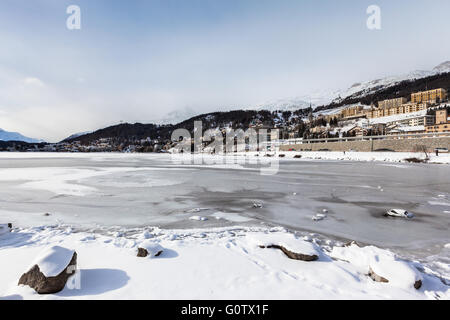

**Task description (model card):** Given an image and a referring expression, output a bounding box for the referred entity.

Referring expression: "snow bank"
[276,151,450,164]
[331,244,422,290]
[28,246,75,277]
[0,225,448,300]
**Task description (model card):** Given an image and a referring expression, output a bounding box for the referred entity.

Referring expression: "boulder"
[137,247,149,257]
[18,246,77,294]
[137,241,164,258]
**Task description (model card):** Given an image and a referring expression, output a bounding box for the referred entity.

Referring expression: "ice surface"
[1,226,448,300]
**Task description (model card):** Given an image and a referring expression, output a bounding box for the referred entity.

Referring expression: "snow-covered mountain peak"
[252,61,450,112]
[433,61,450,73]
[0,128,43,143]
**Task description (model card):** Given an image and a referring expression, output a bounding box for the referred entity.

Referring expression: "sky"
[0,0,449,142]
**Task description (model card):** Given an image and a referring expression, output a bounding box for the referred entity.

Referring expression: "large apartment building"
[411,88,447,104]
[366,103,428,118]
[426,109,450,133]
[340,105,366,119]
[378,97,407,109]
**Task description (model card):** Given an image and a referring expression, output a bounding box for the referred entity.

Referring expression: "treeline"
[0,141,46,151]
[64,109,314,146]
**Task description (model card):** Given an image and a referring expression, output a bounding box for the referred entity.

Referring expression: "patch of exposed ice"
[428,201,450,207]
[211,212,252,223]
[186,208,209,213]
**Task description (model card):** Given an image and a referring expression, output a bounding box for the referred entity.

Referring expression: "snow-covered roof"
[369,110,427,124]
[388,125,425,133]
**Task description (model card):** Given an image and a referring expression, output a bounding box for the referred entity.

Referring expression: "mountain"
[64,60,450,145]
[64,131,92,141]
[63,108,313,145]
[0,128,43,143]
[315,70,450,113]
[432,61,450,73]
[158,107,198,125]
[254,61,450,111]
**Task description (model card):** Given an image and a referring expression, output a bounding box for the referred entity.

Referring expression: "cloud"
[23,77,45,87]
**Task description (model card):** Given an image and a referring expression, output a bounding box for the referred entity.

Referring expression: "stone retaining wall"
[279,137,450,153]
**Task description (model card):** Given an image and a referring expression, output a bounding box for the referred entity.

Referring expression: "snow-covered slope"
[63,131,92,141]
[0,129,43,143]
[332,65,449,104]
[158,107,198,125]
[250,90,337,112]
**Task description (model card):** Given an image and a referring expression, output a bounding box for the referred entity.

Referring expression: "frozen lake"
[0,152,449,261]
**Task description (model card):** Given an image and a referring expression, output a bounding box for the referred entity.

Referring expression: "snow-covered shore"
[235,151,450,164]
[0,225,448,300]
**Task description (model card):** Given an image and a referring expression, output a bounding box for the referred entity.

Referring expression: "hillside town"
[307,88,449,139]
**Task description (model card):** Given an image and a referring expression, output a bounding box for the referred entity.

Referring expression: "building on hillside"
[340,106,366,119]
[366,102,429,119]
[347,126,368,137]
[426,109,450,133]
[386,125,426,135]
[378,97,407,109]
[411,88,447,104]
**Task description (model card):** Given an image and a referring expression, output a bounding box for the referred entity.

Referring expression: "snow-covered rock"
[312,214,327,221]
[249,233,320,261]
[18,246,77,294]
[137,241,164,258]
[331,244,423,290]
[189,216,208,221]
